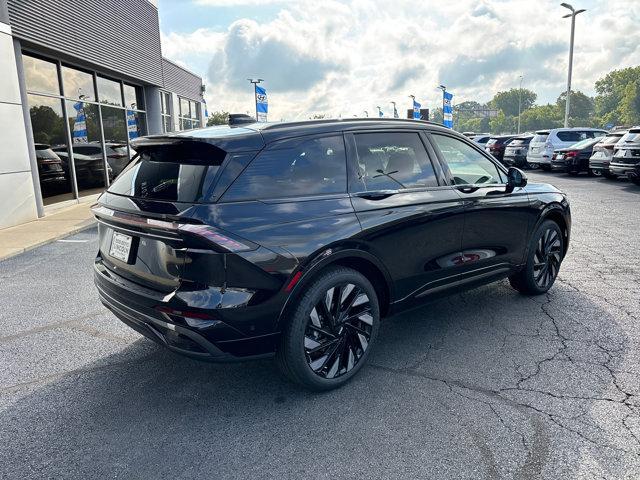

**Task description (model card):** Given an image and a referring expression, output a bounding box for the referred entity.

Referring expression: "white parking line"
[56,239,89,243]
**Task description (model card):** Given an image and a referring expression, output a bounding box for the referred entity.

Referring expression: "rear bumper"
[527,155,551,166]
[502,155,527,167]
[94,259,280,361]
[610,162,639,177]
[588,159,611,171]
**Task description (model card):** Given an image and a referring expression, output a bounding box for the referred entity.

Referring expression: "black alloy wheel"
[304,283,373,379]
[509,220,564,295]
[532,227,563,290]
[276,267,380,390]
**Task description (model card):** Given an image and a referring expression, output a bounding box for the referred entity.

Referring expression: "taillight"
[178,224,256,252]
[565,151,577,158]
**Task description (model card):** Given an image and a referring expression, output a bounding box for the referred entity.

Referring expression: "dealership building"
[0,0,206,229]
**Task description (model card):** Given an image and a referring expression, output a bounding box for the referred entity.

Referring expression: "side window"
[222,135,346,201]
[431,134,504,185]
[352,132,438,190]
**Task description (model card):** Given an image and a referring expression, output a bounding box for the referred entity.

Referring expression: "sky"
[158,0,640,120]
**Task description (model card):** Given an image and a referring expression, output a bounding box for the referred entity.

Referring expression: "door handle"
[353,190,399,200]
[455,185,480,194]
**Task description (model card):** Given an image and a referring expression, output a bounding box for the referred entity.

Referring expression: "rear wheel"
[276,267,380,391]
[590,168,602,177]
[509,220,564,295]
[540,164,551,172]
[603,171,617,180]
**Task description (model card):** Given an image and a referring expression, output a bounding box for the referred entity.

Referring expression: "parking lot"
[1,171,639,479]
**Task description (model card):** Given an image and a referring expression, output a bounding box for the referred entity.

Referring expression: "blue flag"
[413,99,421,120]
[255,85,268,122]
[72,101,88,143]
[378,109,384,118]
[443,91,454,129]
[127,109,139,139]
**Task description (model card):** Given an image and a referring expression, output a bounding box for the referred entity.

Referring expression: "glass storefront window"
[61,65,96,101]
[101,106,129,178]
[27,94,73,205]
[23,55,60,95]
[97,76,123,107]
[124,84,143,111]
[64,100,106,194]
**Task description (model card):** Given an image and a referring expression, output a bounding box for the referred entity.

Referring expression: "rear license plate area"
[109,232,134,263]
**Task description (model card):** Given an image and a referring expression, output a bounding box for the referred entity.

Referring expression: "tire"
[567,170,579,176]
[276,266,380,391]
[632,177,640,186]
[509,220,564,296]
[603,171,617,180]
[540,164,551,172]
[590,169,602,177]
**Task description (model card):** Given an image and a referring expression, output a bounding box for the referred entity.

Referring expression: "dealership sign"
[443,91,454,129]
[255,85,268,122]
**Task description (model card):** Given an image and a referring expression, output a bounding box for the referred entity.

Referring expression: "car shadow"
[1,280,634,478]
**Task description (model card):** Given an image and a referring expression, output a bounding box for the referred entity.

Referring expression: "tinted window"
[352,132,438,190]
[107,142,226,202]
[556,131,601,142]
[599,134,624,145]
[486,138,498,146]
[509,138,532,146]
[223,135,347,201]
[432,134,504,185]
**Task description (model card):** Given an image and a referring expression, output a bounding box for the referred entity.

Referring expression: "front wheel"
[509,220,564,295]
[276,267,380,391]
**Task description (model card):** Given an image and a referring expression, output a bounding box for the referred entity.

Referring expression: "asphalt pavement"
[1,171,639,479]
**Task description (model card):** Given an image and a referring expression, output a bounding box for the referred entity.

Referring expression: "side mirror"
[506,167,527,192]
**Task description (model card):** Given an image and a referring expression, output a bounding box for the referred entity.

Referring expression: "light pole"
[561,3,585,128]
[517,74,523,134]
[376,106,382,117]
[247,78,264,121]
[438,85,446,125]
[390,101,398,118]
[364,110,369,118]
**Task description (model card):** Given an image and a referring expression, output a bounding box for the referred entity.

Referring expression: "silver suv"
[527,128,607,170]
[588,130,628,179]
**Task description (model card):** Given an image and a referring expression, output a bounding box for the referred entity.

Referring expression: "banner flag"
[378,109,384,118]
[127,110,139,140]
[72,101,88,143]
[413,99,421,120]
[255,85,268,122]
[393,104,398,118]
[443,91,454,129]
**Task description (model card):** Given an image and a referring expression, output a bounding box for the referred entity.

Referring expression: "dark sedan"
[551,138,601,175]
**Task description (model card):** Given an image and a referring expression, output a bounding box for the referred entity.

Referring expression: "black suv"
[93,119,571,390]
[503,135,534,169]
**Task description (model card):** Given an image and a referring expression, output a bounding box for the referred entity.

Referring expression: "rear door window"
[556,131,585,142]
[222,135,347,201]
[352,132,438,190]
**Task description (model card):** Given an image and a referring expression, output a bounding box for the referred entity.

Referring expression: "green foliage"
[556,90,595,126]
[489,111,516,134]
[489,88,537,117]
[519,104,563,132]
[206,111,229,126]
[594,66,640,126]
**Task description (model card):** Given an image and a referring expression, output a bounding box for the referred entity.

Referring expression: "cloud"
[161,0,640,119]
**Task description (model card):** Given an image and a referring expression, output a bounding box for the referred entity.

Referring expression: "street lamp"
[517,74,523,134]
[560,3,586,128]
[364,110,369,118]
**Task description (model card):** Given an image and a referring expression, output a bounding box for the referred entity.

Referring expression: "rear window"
[222,135,347,202]
[568,138,598,150]
[486,138,498,146]
[532,133,549,143]
[508,138,531,146]
[35,147,60,160]
[599,134,625,145]
[107,141,227,203]
[619,130,640,144]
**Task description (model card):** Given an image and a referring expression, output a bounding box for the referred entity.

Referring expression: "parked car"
[485,135,517,163]
[93,118,571,390]
[550,138,601,175]
[34,143,68,193]
[472,134,491,145]
[503,135,534,169]
[588,130,628,179]
[610,127,640,185]
[527,128,607,170]
[53,145,111,188]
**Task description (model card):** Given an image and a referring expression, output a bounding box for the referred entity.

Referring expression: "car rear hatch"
[527,131,550,159]
[504,138,530,156]
[93,130,264,293]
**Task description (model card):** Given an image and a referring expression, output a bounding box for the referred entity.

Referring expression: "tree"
[618,80,640,126]
[489,111,516,134]
[594,66,640,126]
[519,104,563,132]
[556,90,595,126]
[206,111,229,126]
[489,88,537,117]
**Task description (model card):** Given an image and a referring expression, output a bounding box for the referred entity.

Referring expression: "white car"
[527,128,607,170]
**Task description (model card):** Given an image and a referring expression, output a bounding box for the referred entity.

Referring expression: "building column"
[0,4,39,229]
[143,85,162,135]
